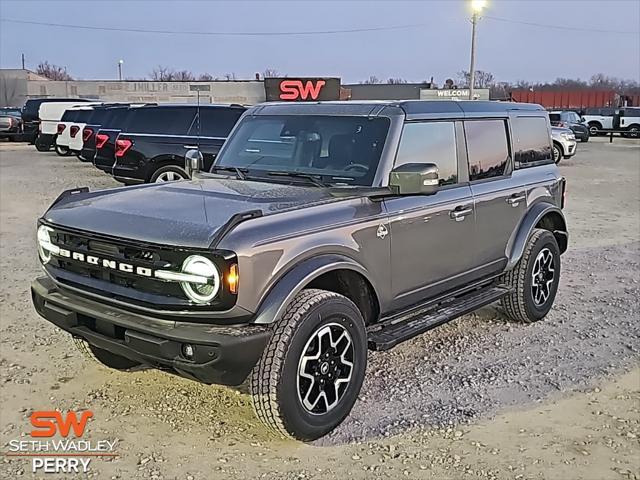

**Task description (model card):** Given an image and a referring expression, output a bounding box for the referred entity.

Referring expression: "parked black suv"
[21,98,91,143]
[78,105,130,162]
[93,106,141,173]
[112,104,245,184]
[548,110,589,142]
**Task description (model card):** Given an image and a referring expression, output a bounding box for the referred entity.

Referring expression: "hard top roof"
[248,100,544,118]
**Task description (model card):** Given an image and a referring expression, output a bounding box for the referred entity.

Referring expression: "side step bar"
[367,285,510,351]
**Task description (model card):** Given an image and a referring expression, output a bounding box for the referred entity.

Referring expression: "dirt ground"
[0,137,639,480]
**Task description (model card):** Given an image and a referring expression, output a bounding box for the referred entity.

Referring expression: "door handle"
[183,145,198,149]
[449,206,473,222]
[506,194,526,207]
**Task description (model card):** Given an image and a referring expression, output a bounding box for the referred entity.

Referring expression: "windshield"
[213,115,390,186]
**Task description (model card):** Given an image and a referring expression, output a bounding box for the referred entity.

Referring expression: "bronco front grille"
[42,225,235,311]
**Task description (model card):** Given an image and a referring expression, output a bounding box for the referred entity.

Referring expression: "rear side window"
[103,108,132,129]
[73,110,94,122]
[465,120,509,181]
[395,122,458,186]
[61,110,79,122]
[512,116,552,166]
[198,108,244,137]
[128,107,196,135]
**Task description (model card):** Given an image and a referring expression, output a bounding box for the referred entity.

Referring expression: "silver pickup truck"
[32,100,568,441]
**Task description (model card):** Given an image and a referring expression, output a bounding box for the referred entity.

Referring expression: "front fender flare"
[251,254,376,325]
[506,203,567,271]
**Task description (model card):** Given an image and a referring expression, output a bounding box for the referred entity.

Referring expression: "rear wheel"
[499,229,561,323]
[250,289,367,441]
[150,165,190,183]
[35,141,49,151]
[627,125,639,138]
[55,143,72,156]
[73,337,141,371]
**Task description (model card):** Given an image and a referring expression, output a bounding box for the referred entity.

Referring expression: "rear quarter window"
[128,107,196,135]
[198,108,244,137]
[61,110,79,122]
[512,116,552,167]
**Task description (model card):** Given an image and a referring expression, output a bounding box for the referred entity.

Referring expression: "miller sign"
[264,78,341,102]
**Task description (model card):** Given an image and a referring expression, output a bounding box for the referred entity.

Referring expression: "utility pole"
[468,0,486,100]
[21,53,25,70]
[118,59,124,81]
[468,13,477,100]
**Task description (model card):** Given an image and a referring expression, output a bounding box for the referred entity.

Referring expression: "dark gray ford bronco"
[32,100,568,441]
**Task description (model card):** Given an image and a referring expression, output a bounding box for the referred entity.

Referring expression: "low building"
[0,69,265,107]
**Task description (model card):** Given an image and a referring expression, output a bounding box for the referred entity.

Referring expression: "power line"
[0,18,429,36]
[1,16,637,37]
[484,15,639,35]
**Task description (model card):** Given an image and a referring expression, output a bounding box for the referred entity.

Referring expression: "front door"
[385,121,477,310]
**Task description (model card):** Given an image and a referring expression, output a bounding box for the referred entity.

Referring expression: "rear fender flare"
[506,203,567,271]
[251,254,376,325]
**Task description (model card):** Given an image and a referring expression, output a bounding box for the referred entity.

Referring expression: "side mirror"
[185,149,203,178]
[389,163,439,195]
[580,116,586,123]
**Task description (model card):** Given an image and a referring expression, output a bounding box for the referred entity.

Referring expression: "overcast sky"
[0,0,638,85]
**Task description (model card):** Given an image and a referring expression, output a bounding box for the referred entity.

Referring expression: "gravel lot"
[1,138,639,479]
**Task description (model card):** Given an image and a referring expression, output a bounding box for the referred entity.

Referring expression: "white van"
[35,102,99,153]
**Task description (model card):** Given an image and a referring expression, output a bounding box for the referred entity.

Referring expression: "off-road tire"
[499,228,561,323]
[149,165,189,183]
[72,336,140,371]
[55,143,72,156]
[588,122,602,136]
[250,289,367,441]
[35,142,50,152]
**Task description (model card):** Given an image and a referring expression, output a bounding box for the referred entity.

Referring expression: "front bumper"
[559,137,577,157]
[31,276,270,386]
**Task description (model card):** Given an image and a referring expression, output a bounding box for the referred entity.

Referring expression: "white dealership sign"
[420,88,490,101]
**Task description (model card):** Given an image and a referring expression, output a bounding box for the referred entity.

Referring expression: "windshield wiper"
[267,171,327,188]
[210,165,248,180]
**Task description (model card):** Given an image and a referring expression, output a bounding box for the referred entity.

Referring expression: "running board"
[367,285,510,351]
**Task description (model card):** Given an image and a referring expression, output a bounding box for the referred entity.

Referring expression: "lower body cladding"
[31,276,270,386]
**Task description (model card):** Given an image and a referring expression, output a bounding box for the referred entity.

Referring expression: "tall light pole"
[468,0,487,100]
[118,59,124,81]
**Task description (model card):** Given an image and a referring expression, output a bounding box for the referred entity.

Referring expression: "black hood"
[43,178,338,248]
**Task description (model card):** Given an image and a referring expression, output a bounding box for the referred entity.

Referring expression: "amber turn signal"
[228,264,238,294]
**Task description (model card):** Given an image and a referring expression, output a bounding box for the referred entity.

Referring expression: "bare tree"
[198,73,216,81]
[387,78,408,84]
[361,75,381,85]
[36,61,73,81]
[262,68,280,78]
[173,70,195,81]
[150,65,175,81]
[457,70,495,89]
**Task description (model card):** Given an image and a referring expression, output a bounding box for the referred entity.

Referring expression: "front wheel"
[499,228,561,323]
[150,165,190,183]
[250,289,367,441]
[627,126,639,138]
[552,143,562,164]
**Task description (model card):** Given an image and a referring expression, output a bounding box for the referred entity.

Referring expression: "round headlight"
[180,255,220,304]
[37,225,54,264]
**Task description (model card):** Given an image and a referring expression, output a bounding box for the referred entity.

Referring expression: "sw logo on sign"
[30,411,93,438]
[279,80,326,101]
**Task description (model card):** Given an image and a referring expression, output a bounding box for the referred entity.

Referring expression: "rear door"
[195,107,245,170]
[385,120,476,309]
[466,118,524,274]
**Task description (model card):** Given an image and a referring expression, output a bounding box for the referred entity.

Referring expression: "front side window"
[394,122,458,186]
[465,120,509,181]
[215,115,390,186]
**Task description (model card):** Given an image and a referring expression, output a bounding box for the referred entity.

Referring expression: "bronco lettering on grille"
[58,247,153,277]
